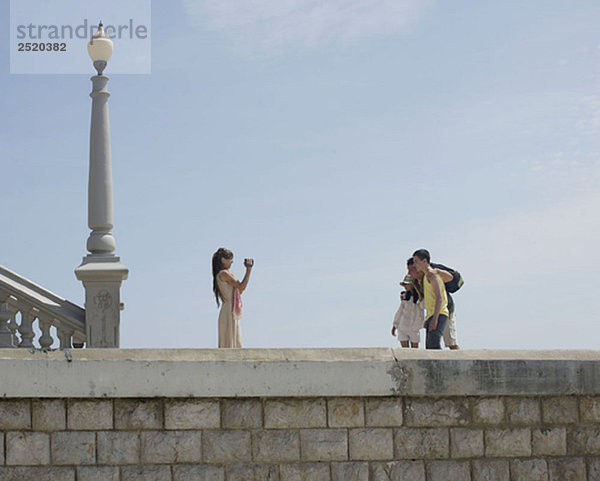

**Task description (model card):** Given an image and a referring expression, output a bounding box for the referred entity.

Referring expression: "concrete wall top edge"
[2,348,600,362]
[2,348,600,398]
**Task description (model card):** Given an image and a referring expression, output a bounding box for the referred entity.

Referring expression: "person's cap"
[400,275,414,286]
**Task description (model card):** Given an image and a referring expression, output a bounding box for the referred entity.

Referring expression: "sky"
[1,0,599,349]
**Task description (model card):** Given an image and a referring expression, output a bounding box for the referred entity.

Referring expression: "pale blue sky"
[1,1,599,349]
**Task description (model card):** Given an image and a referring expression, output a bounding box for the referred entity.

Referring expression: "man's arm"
[427,271,443,331]
[433,268,453,283]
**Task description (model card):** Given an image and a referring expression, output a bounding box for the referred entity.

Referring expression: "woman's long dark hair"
[212,248,233,306]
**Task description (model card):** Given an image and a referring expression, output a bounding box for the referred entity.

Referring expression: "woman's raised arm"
[219,266,252,293]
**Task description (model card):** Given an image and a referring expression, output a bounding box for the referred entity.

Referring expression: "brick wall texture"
[0,395,599,480]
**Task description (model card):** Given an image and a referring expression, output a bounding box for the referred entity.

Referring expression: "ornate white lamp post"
[75,23,128,348]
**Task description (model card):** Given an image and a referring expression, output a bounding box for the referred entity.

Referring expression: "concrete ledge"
[1,348,600,398]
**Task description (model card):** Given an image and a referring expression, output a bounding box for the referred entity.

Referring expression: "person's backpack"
[431,263,464,293]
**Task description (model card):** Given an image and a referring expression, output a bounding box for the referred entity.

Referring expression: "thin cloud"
[526,95,600,184]
[183,0,432,52]
[529,151,600,186]
[577,95,600,136]
[448,185,600,287]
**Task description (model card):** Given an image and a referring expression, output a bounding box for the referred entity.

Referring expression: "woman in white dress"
[211,248,253,348]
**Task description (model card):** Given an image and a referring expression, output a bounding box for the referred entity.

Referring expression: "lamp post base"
[75,255,128,348]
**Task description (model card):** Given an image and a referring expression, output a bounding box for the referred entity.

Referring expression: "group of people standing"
[211,246,462,350]
[392,249,463,350]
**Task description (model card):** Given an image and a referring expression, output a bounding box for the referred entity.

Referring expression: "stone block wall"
[1,395,600,480]
[2,349,600,480]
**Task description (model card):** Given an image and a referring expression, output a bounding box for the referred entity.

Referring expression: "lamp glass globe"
[87,24,114,62]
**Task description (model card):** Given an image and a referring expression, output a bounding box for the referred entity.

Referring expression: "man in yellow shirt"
[407,258,460,349]
[412,249,449,350]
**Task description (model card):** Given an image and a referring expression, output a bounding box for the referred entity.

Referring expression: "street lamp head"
[87,22,113,75]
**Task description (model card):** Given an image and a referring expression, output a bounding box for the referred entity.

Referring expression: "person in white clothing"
[391,275,424,348]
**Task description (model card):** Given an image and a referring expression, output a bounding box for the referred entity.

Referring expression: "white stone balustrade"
[0,265,85,349]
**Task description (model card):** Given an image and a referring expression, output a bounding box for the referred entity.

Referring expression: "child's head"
[400,274,414,289]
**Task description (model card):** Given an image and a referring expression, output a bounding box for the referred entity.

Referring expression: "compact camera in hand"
[244,258,254,268]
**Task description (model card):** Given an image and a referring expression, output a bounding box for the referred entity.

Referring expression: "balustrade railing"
[0,265,85,349]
